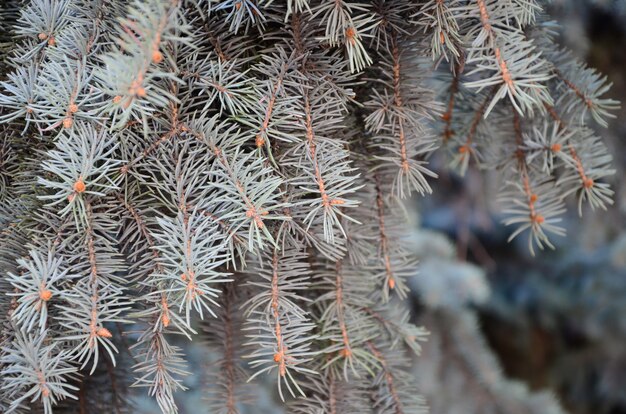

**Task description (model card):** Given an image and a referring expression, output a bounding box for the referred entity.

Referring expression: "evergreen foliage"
[0,0,618,413]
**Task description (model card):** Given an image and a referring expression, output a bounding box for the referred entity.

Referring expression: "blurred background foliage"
[419,1,626,413]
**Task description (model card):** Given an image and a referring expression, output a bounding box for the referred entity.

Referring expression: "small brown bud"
[113,95,122,104]
[96,327,112,338]
[68,103,78,114]
[345,27,356,40]
[38,33,48,41]
[62,117,73,129]
[39,290,52,302]
[73,179,86,193]
[152,50,163,64]
[255,134,265,147]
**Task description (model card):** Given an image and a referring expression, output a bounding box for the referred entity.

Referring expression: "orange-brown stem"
[374,173,395,290]
[303,92,341,207]
[256,65,288,148]
[335,261,352,358]
[390,35,410,172]
[476,0,515,91]
[368,342,404,414]
[270,251,288,376]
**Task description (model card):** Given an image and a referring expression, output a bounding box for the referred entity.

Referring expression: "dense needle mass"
[0,1,617,413]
